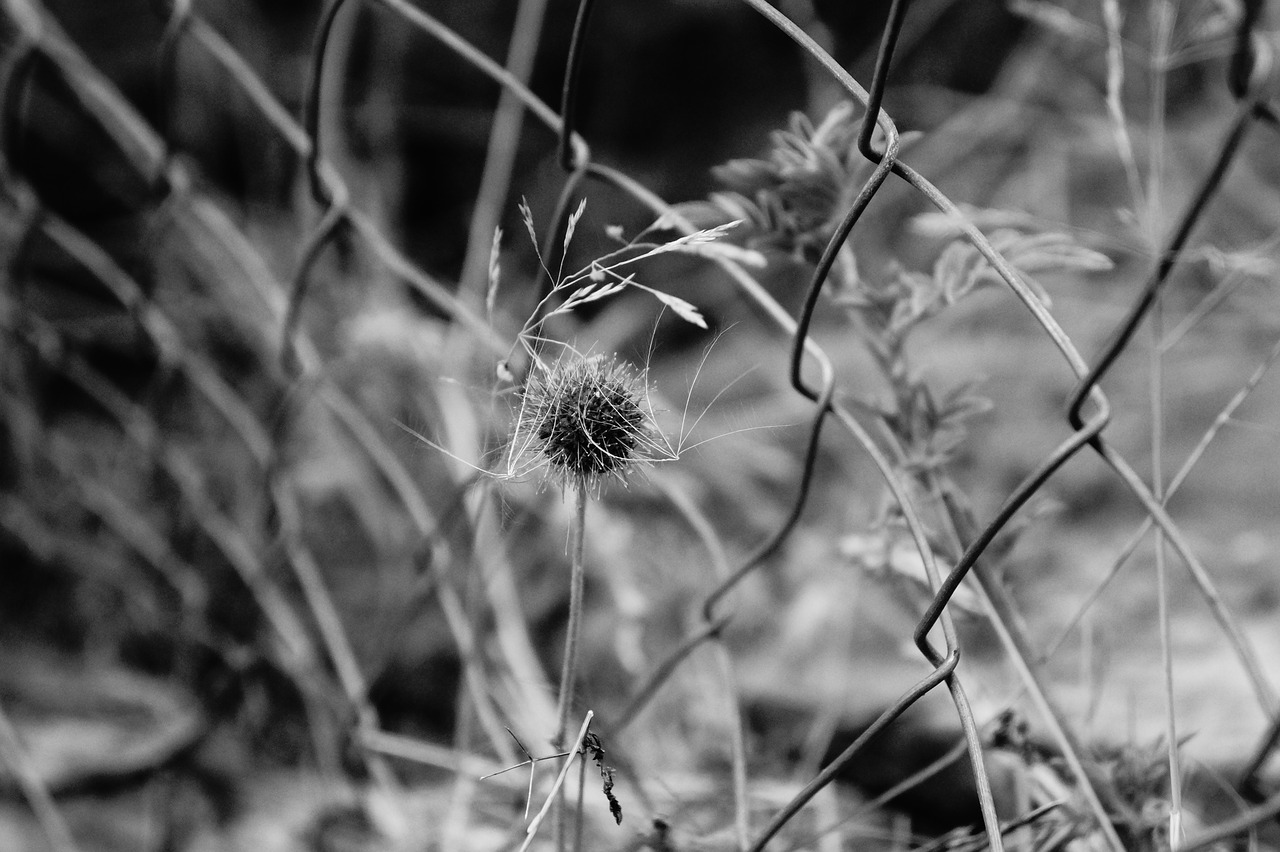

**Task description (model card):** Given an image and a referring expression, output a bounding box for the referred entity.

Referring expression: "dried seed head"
[510,354,662,491]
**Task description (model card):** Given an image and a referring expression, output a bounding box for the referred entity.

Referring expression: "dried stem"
[554,481,590,850]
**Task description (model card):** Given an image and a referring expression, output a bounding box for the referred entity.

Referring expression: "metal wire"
[4,0,1280,847]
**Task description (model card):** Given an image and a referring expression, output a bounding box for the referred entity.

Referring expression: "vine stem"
[554,479,589,851]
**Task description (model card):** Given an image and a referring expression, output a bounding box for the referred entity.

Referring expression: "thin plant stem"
[1147,6,1181,816]
[1146,0,1172,246]
[557,0,595,170]
[1159,267,1248,353]
[554,481,589,852]
[459,0,551,305]
[556,481,590,745]
[1151,298,1184,845]
[1100,443,1277,712]
[713,642,751,852]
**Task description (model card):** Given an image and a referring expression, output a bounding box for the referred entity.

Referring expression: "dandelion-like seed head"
[511,354,663,492]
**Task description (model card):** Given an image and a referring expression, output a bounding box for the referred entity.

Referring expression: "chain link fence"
[2,0,1280,849]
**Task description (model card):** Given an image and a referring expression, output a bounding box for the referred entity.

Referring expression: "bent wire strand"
[281,0,354,371]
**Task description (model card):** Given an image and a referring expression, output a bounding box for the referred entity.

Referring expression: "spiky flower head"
[509,353,663,492]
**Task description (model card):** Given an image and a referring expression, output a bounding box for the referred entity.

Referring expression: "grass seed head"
[512,353,661,492]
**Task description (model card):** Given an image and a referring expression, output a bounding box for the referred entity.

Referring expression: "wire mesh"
[2,0,1280,849]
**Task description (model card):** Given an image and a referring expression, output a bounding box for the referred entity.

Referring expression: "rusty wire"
[3,0,1280,849]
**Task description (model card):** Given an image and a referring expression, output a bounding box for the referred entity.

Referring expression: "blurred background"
[3,0,1280,849]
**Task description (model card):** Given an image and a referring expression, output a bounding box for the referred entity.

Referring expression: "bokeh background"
[3,1,1280,849]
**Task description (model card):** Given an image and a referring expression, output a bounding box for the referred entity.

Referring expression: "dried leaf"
[582,732,622,825]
